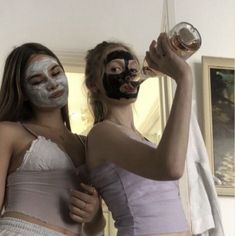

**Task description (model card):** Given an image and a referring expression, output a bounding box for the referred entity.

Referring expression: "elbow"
[167,169,184,180]
[155,147,187,180]
[152,165,184,181]
[151,150,186,180]
[165,153,186,180]
[163,161,185,180]
[167,163,185,180]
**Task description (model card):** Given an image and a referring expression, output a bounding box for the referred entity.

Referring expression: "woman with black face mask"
[77,33,192,236]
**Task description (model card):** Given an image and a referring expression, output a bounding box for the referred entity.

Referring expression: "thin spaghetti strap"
[75,134,86,146]
[21,123,38,138]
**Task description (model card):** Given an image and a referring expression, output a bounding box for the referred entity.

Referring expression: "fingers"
[145,32,191,80]
[145,51,159,71]
[70,194,88,209]
[69,194,93,223]
[145,39,161,71]
[158,32,171,56]
[70,190,94,213]
[69,186,100,223]
[69,212,83,223]
[145,33,173,73]
[69,205,88,219]
[155,34,165,57]
[70,185,99,206]
[148,33,170,60]
[80,183,98,196]
[148,40,158,59]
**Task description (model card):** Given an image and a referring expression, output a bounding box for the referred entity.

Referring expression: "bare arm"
[145,33,193,178]
[0,122,15,214]
[87,33,192,181]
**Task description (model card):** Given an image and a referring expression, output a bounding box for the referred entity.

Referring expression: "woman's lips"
[120,83,138,94]
[49,90,64,98]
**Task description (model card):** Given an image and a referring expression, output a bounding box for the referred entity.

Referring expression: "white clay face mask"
[24,57,68,108]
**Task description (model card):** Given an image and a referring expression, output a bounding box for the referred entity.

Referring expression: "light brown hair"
[0,42,71,130]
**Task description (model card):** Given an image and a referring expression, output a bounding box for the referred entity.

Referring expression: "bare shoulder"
[87,121,136,164]
[0,121,21,136]
[88,121,122,139]
[0,122,24,162]
[0,121,26,144]
[86,121,124,167]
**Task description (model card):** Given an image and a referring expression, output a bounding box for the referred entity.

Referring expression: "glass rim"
[171,21,202,46]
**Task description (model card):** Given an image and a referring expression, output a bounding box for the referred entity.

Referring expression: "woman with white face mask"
[79,33,193,236]
[0,43,105,236]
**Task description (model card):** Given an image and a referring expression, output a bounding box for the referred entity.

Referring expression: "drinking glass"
[132,22,202,87]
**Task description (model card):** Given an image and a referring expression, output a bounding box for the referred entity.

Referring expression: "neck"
[30,108,65,130]
[106,103,135,130]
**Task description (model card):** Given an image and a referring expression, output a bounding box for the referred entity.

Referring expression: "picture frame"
[202,56,235,196]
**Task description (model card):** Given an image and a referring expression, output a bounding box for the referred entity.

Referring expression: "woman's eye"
[110,67,122,73]
[130,68,138,74]
[51,66,63,76]
[52,71,60,76]
[52,69,62,76]
[31,80,43,86]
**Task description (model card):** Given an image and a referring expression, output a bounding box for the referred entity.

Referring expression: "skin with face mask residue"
[24,56,68,109]
[102,50,140,100]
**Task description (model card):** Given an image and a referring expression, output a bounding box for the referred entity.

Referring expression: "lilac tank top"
[5,125,83,234]
[90,141,188,236]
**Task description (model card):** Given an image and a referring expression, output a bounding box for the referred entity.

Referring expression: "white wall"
[0,0,234,235]
[0,0,164,76]
[175,0,235,121]
[175,1,235,236]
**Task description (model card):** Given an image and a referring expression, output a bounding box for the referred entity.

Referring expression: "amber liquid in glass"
[170,32,201,59]
[142,30,201,76]
[131,26,201,87]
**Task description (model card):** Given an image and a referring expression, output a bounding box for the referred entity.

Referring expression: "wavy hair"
[0,42,71,130]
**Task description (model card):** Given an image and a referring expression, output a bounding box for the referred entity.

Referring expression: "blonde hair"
[85,41,139,124]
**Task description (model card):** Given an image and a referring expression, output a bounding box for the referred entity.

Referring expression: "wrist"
[175,71,193,88]
[83,207,105,236]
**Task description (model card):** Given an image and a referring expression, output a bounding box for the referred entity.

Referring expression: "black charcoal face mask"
[103,50,139,100]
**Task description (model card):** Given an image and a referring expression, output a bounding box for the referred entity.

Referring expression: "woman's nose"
[125,73,136,81]
[47,78,58,90]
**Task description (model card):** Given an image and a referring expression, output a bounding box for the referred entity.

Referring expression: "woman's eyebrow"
[108,59,125,64]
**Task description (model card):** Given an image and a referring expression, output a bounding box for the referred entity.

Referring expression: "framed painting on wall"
[202,56,235,196]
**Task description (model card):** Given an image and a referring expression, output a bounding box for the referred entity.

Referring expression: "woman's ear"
[87,82,99,93]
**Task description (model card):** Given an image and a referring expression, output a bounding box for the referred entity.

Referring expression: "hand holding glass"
[132,22,201,87]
